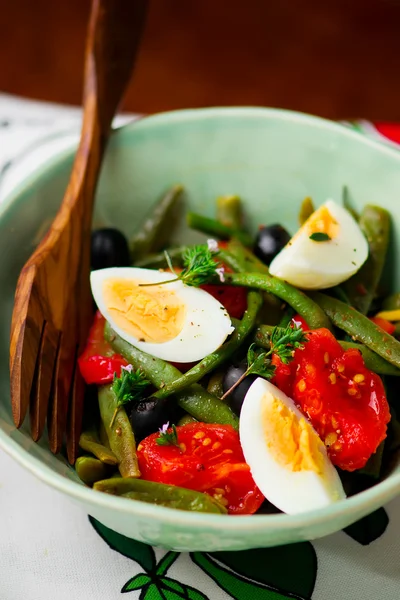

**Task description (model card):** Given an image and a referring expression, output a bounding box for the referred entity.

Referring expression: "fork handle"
[60,0,147,228]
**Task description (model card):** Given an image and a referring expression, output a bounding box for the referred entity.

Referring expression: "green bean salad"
[76,189,400,516]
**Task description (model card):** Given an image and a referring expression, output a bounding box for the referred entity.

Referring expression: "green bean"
[216,195,243,229]
[177,414,198,426]
[222,272,333,331]
[79,428,118,465]
[278,307,295,328]
[343,205,391,314]
[134,246,186,269]
[342,185,359,221]
[98,386,141,478]
[226,238,269,274]
[129,185,183,261]
[99,421,111,449]
[312,293,400,369]
[254,325,400,375]
[382,293,400,311]
[105,323,239,429]
[105,322,180,386]
[94,478,227,514]
[75,456,113,486]
[299,196,315,225]
[186,212,253,247]
[153,291,262,399]
[207,371,225,398]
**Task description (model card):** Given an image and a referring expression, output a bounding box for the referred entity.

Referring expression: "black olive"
[222,364,257,416]
[130,397,178,442]
[254,224,291,265]
[91,228,130,271]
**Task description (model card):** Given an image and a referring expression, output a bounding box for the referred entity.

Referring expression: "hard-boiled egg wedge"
[91,267,234,363]
[239,378,346,514]
[269,200,368,289]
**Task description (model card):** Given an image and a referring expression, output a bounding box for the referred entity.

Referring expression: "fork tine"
[47,332,75,454]
[66,357,86,465]
[10,267,44,428]
[30,321,60,442]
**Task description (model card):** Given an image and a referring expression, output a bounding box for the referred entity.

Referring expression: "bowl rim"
[2,105,400,531]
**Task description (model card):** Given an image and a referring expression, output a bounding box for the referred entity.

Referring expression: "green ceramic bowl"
[1,108,400,551]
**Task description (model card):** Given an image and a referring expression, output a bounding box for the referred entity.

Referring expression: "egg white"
[269,200,368,289]
[239,378,346,514]
[90,267,234,363]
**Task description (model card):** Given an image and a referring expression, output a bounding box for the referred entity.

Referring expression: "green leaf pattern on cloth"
[90,504,390,599]
[343,507,389,545]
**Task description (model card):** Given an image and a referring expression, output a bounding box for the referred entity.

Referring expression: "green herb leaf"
[112,366,151,407]
[246,344,276,379]
[222,326,307,400]
[309,232,331,242]
[156,423,180,448]
[179,245,221,286]
[139,244,222,288]
[270,324,307,365]
[110,366,151,427]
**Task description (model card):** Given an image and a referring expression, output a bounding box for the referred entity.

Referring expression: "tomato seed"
[214,494,229,507]
[212,442,221,450]
[325,432,338,446]
[348,388,357,396]
[193,431,205,439]
[223,449,233,454]
[331,415,339,428]
[337,364,345,373]
[179,443,187,453]
[329,373,337,384]
[203,437,212,446]
[324,352,330,364]
[298,379,306,392]
[354,373,365,383]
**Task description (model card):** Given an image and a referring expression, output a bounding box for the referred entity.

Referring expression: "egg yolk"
[103,278,186,344]
[306,206,339,240]
[262,393,325,473]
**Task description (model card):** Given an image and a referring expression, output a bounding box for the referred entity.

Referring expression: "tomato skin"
[369,316,396,335]
[78,311,128,384]
[273,328,390,471]
[137,423,264,515]
[201,284,248,319]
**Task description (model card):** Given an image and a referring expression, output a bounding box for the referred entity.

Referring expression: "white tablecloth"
[1,94,399,600]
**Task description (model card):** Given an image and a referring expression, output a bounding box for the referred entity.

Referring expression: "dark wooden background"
[2,0,400,120]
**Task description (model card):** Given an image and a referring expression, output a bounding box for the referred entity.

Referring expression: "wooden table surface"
[1,0,400,121]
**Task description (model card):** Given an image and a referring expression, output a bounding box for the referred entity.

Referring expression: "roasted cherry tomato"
[137,423,264,514]
[201,241,248,319]
[201,284,248,319]
[272,328,390,472]
[369,316,396,335]
[78,311,128,384]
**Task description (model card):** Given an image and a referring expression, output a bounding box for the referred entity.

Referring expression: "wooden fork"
[9,0,147,464]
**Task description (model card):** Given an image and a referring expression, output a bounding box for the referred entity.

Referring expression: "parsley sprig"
[221,324,308,400]
[156,423,180,448]
[139,243,224,288]
[110,365,151,427]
